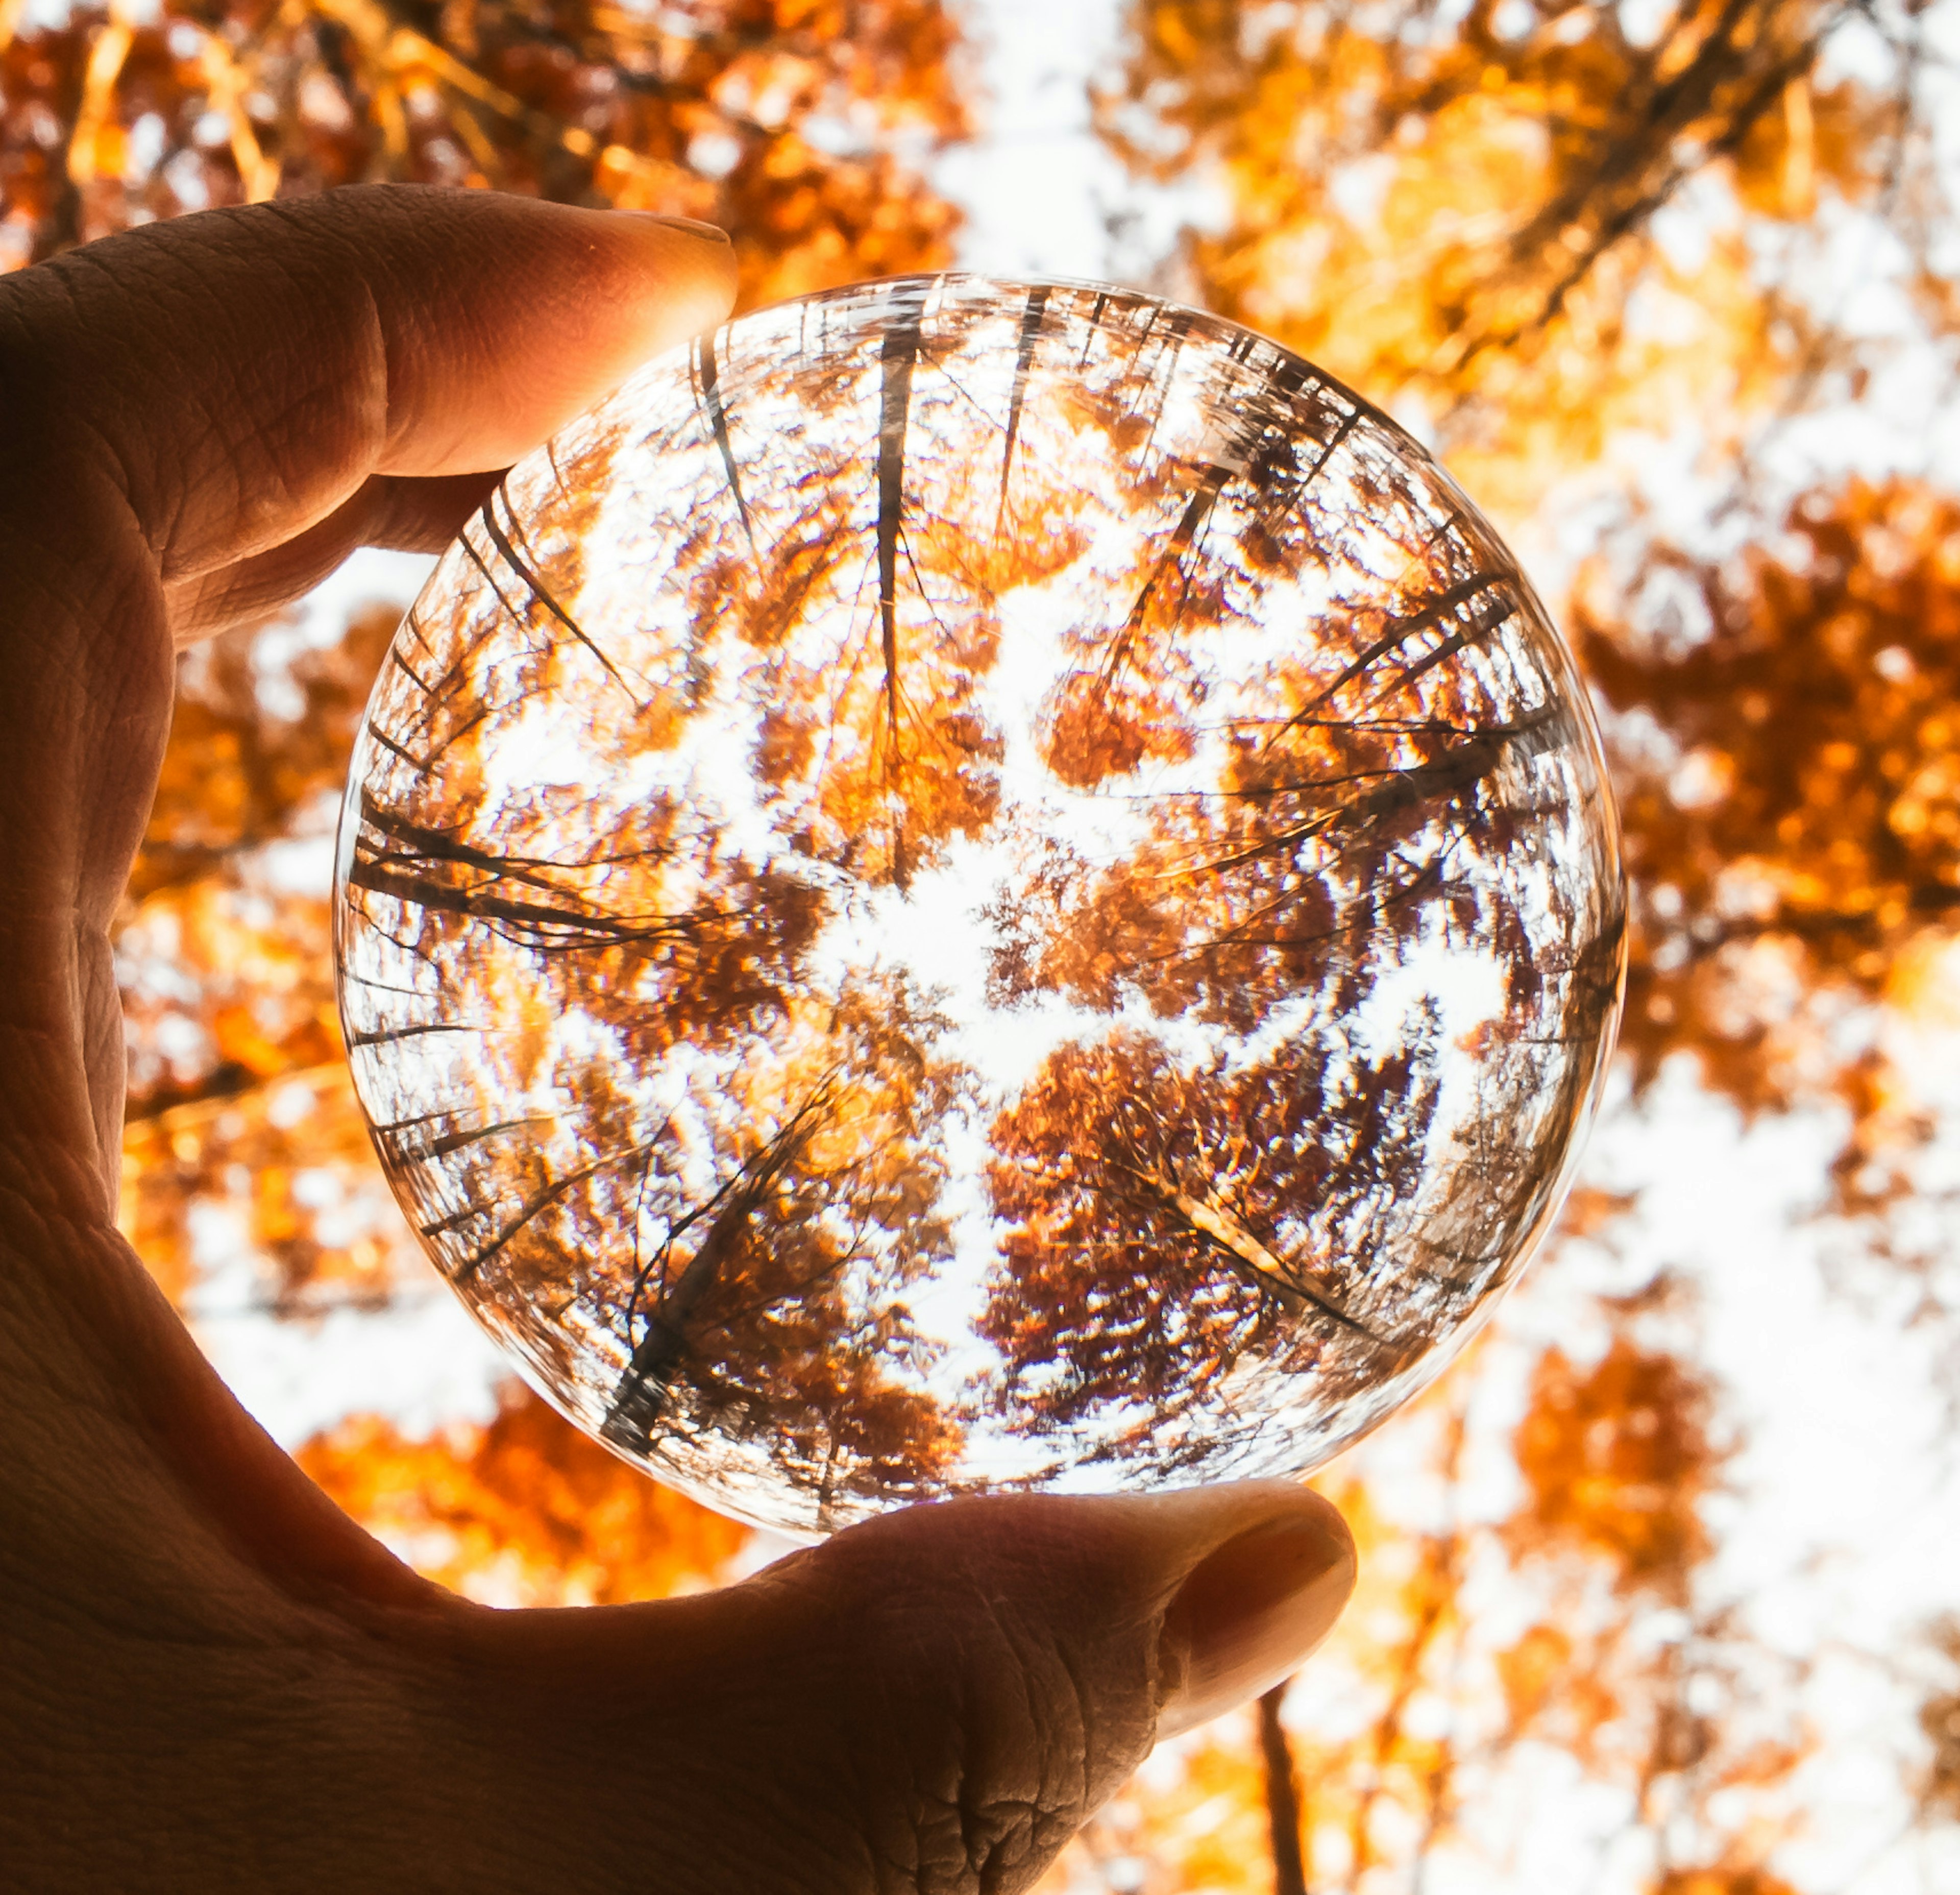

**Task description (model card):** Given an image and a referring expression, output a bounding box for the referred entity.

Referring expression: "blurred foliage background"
[7,0,1959,1887]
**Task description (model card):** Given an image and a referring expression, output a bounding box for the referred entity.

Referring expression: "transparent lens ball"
[335,275,1626,1536]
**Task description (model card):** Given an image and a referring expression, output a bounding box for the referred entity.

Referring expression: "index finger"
[0,186,735,1216]
[0,186,737,584]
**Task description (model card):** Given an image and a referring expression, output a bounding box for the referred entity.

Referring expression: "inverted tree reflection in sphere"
[334,276,1626,1537]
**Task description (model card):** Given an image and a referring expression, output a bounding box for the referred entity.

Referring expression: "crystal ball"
[334,275,1626,1536]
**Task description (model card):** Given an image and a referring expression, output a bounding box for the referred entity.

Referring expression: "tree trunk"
[1259,1679,1309,1895]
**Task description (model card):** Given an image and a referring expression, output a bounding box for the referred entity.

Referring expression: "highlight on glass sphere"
[333,274,1627,1538]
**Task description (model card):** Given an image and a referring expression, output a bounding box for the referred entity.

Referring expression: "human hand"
[0,186,1354,1893]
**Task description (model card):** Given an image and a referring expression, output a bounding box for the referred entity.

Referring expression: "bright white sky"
[174,3,1960,1888]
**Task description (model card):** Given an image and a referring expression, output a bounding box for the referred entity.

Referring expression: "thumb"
[454,1483,1353,1894]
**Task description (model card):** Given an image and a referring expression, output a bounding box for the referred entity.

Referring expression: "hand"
[0,186,1354,1894]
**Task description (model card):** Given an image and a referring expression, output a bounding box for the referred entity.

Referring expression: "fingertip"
[562,204,740,337]
[1148,1482,1355,1738]
[374,193,739,478]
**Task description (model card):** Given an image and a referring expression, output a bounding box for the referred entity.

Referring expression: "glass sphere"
[334,275,1626,1537]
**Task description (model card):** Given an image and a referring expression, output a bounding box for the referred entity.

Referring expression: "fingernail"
[1155,1506,1355,1739]
[635,215,732,245]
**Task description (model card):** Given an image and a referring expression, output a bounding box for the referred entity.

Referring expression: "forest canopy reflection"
[335,276,1627,1536]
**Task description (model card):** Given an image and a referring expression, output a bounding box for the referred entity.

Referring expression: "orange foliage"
[1512,1337,1718,1594]
[118,607,413,1307]
[1103,0,1905,515]
[299,1381,748,1606]
[1579,478,1960,1113]
[1497,1620,1579,1729]
[1654,1873,1801,1895]
[0,0,968,306]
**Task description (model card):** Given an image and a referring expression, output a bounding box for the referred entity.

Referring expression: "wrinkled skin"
[0,187,1353,1893]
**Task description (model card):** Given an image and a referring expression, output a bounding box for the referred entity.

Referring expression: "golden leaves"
[1495,1620,1581,1731]
[121,1063,402,1314]
[1655,1872,1802,1895]
[1579,478,1960,1115]
[1106,0,1888,516]
[1039,665,1194,788]
[1512,1338,1719,1594]
[299,1382,748,1607]
[0,0,968,291]
[116,608,416,1308]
